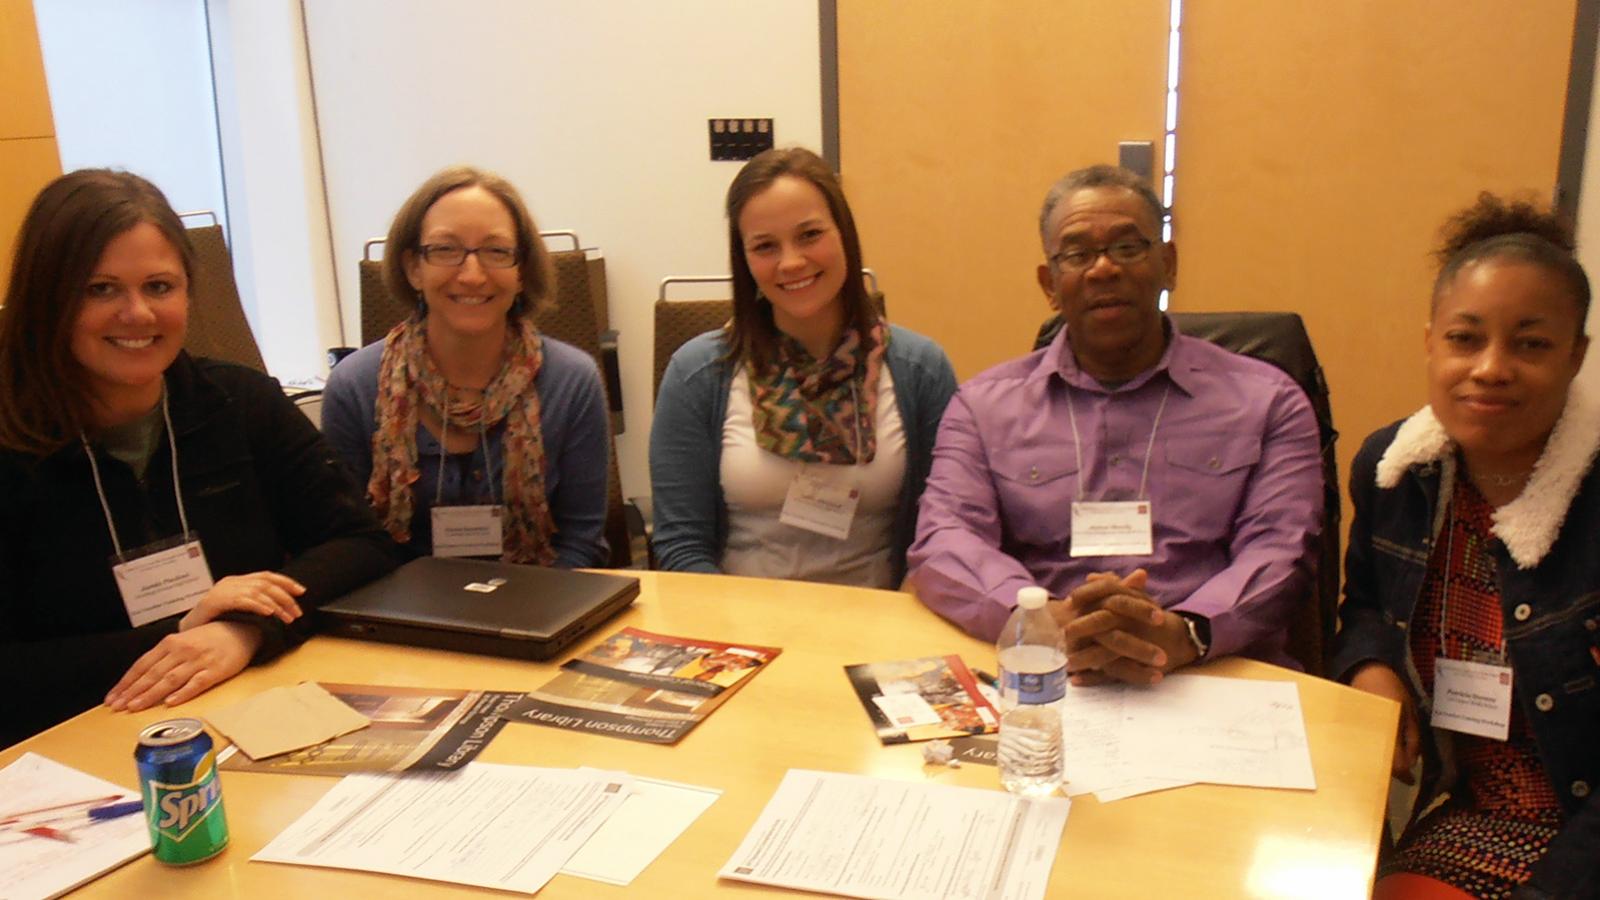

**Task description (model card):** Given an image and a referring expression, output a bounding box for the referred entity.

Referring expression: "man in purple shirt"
[907,165,1323,684]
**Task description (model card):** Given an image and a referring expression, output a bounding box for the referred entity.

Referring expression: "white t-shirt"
[720,365,907,588]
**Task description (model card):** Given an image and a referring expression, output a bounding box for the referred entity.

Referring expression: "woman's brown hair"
[383,165,554,320]
[0,169,194,456]
[724,147,877,373]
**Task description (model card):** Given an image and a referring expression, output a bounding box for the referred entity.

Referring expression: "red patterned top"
[1384,476,1564,898]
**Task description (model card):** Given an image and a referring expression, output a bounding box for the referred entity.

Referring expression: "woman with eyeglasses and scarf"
[324,167,609,567]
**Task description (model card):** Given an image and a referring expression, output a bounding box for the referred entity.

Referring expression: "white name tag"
[112,535,214,627]
[1070,500,1154,557]
[431,505,505,558]
[779,468,859,540]
[1431,657,1514,741]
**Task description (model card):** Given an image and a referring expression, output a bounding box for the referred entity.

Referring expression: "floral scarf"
[750,321,888,464]
[367,314,556,564]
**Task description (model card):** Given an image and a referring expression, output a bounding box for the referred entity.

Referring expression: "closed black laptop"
[319,557,639,661]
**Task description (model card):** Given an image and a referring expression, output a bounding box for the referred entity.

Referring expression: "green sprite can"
[135,718,229,864]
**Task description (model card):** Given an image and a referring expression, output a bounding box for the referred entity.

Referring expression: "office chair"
[182,213,268,373]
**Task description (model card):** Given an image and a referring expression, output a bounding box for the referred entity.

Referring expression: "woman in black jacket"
[0,170,401,746]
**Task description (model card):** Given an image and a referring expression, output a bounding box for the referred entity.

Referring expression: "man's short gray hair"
[1038,165,1165,251]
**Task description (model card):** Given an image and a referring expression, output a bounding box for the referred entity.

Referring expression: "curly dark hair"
[1431,192,1589,329]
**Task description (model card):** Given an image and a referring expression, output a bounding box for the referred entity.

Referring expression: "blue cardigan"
[649,324,956,584]
[322,334,610,567]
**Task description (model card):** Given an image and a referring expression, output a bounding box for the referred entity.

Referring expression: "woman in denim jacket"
[1333,195,1599,899]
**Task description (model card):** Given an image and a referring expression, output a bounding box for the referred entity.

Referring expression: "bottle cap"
[1016,586,1048,610]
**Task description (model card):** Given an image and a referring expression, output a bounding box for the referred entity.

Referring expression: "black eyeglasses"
[417,243,520,269]
[1050,236,1153,273]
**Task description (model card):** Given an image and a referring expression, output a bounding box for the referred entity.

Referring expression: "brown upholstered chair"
[183,216,268,372]
[586,255,611,332]
[652,295,734,402]
[583,255,625,436]
[358,239,408,346]
[531,247,631,568]
[650,271,887,405]
[353,236,633,568]
[534,231,624,436]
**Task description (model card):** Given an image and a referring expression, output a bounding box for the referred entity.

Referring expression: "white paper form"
[719,769,1070,900]
[1119,675,1315,790]
[253,762,632,894]
[1058,683,1193,801]
[560,773,720,886]
[0,753,149,900]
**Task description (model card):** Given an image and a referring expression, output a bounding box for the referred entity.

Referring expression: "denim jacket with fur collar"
[1332,386,1600,899]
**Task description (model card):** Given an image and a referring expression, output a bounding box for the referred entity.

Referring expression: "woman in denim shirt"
[1334,195,1599,899]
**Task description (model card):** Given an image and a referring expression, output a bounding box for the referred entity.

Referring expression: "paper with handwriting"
[1059,675,1313,800]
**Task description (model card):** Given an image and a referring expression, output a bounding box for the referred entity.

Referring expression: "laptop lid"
[322,557,638,645]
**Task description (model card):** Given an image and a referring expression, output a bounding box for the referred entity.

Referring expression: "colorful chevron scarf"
[750,321,888,464]
[367,314,557,565]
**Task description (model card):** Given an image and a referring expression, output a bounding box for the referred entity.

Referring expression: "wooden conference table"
[3,571,1398,899]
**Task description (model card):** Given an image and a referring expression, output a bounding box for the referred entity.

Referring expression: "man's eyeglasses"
[1050,237,1153,273]
[417,243,520,268]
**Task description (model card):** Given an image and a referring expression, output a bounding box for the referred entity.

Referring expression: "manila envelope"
[206,682,371,760]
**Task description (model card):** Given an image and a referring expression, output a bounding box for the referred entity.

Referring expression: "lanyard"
[1064,381,1171,502]
[1436,494,1508,663]
[435,394,500,507]
[81,386,190,559]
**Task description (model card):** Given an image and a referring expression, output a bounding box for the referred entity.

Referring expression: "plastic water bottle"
[997,586,1066,796]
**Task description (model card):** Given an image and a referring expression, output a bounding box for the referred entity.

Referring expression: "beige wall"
[840,0,1577,522]
[838,1,1170,381]
[0,0,62,289]
[1176,0,1574,499]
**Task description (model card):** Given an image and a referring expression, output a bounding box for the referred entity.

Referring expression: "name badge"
[432,505,505,558]
[1431,657,1514,741]
[111,533,214,627]
[779,468,859,540]
[1070,501,1154,557]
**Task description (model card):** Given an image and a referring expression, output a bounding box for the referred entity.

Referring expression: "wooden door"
[838,1,1172,380]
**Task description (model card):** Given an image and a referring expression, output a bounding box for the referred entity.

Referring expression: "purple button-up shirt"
[907,322,1323,664]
